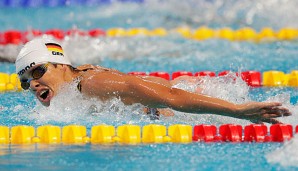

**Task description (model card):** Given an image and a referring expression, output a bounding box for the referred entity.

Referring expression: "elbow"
[163,88,186,109]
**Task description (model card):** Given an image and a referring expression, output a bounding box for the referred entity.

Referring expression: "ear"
[56,64,67,71]
[61,64,69,71]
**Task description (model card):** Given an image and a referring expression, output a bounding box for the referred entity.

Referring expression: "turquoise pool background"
[1,0,298,170]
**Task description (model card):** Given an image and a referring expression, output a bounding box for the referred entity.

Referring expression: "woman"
[15,37,291,123]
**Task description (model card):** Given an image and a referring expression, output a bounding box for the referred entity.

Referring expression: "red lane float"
[172,71,193,80]
[194,71,216,77]
[219,124,242,142]
[241,71,261,87]
[44,29,65,40]
[127,72,147,76]
[3,30,23,44]
[127,70,294,88]
[88,29,106,37]
[270,124,293,142]
[218,70,234,77]
[66,29,87,36]
[0,32,4,45]
[192,124,218,142]
[244,124,268,142]
[192,124,295,143]
[149,72,170,80]
[23,29,43,43]
[0,28,107,43]
[208,70,262,87]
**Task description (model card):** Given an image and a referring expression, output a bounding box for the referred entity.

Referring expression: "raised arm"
[80,71,291,123]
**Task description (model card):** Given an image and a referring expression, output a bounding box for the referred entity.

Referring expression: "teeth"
[40,90,47,97]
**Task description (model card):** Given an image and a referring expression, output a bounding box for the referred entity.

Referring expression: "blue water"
[0,143,296,171]
[1,1,298,170]
[2,0,298,31]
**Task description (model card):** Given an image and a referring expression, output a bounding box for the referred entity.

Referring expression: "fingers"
[263,105,289,111]
[240,102,292,123]
[258,102,284,112]
[245,107,291,118]
[262,114,281,118]
[243,109,291,124]
[260,102,282,108]
[251,118,283,124]
[260,105,292,117]
[264,109,291,117]
[262,118,282,124]
[251,120,264,124]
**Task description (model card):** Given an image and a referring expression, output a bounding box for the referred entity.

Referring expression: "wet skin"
[27,63,291,124]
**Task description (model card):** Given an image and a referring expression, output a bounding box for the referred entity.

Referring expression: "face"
[21,63,70,106]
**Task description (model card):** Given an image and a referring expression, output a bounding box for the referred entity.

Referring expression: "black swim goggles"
[20,63,49,90]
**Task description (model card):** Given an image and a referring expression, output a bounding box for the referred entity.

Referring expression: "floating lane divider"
[0,124,296,144]
[0,73,22,92]
[1,70,298,92]
[130,70,298,87]
[1,27,298,45]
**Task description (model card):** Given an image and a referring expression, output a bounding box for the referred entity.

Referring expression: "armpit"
[77,64,121,73]
[76,64,96,71]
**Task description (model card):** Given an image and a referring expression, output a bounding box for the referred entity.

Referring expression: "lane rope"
[1,27,298,46]
[1,70,298,92]
[0,123,295,144]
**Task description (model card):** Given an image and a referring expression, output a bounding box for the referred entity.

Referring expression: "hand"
[158,108,175,117]
[235,102,291,124]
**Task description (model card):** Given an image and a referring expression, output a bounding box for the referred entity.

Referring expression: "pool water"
[0,143,295,171]
[1,0,298,170]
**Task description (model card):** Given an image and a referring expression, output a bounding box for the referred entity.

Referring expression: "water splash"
[150,0,298,29]
[266,93,298,125]
[22,71,296,127]
[60,0,298,30]
[27,80,151,127]
[63,35,105,66]
[171,73,297,126]
[266,135,298,167]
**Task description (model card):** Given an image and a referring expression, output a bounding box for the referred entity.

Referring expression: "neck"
[64,66,81,82]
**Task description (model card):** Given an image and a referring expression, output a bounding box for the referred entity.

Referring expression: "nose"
[29,79,40,90]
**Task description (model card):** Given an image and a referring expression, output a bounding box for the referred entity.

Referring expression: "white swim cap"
[15,37,72,78]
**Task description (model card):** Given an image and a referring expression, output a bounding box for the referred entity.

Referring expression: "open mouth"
[40,89,50,100]
[36,88,52,106]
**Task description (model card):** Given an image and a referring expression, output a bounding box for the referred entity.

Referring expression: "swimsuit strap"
[77,81,82,92]
[75,67,95,92]
[75,65,118,92]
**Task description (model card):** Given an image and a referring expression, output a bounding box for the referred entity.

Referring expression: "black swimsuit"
[77,81,82,92]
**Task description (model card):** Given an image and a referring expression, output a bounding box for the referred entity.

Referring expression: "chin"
[36,87,54,107]
[42,101,50,107]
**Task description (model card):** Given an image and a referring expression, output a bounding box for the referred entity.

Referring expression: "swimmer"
[15,37,291,124]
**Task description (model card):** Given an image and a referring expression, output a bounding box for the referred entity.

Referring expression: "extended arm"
[81,71,291,123]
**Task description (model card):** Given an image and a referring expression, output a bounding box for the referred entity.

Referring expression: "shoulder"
[79,68,125,90]
[78,68,136,98]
